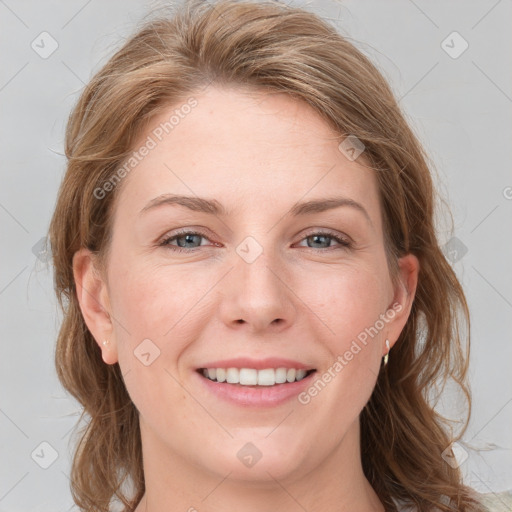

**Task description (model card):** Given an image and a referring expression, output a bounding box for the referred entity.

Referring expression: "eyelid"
[298,228,353,245]
[158,227,216,247]
[158,227,354,252]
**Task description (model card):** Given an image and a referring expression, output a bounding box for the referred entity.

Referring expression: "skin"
[73,85,419,512]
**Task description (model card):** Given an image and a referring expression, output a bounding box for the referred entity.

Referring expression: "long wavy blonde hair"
[48,0,486,510]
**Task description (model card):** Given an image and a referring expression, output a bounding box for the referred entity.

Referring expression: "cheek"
[108,257,205,339]
[300,265,387,406]
[307,263,389,346]
[106,258,204,426]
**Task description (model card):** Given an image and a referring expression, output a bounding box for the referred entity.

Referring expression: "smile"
[199,367,315,386]
[194,366,318,407]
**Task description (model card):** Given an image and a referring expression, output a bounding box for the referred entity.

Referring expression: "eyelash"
[158,229,353,253]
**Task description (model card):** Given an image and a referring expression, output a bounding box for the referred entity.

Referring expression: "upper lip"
[197,357,315,371]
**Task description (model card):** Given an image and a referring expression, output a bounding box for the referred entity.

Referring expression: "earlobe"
[72,248,119,364]
[100,338,117,365]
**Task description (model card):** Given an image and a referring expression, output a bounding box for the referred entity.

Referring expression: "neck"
[133,417,384,512]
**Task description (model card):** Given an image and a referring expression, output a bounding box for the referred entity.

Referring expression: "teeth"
[257,368,274,386]
[201,367,311,385]
[275,367,287,383]
[296,369,307,380]
[226,367,239,384]
[240,368,258,385]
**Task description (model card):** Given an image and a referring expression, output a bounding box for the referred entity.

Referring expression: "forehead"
[113,85,381,225]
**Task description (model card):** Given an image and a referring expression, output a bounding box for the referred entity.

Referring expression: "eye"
[295,231,352,251]
[159,229,214,253]
[159,229,352,253]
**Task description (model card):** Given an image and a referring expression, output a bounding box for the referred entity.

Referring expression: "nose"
[218,245,297,335]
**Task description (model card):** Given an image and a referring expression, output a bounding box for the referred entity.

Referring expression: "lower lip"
[194,370,316,407]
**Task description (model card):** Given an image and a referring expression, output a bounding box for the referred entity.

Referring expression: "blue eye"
[159,230,210,252]
[159,229,352,253]
[298,232,352,250]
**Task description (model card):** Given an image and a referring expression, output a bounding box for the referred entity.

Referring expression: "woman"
[48,0,487,510]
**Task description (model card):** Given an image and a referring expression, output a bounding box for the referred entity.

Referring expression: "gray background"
[1,0,511,510]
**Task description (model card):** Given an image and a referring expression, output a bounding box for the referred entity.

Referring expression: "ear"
[72,248,118,365]
[383,253,419,355]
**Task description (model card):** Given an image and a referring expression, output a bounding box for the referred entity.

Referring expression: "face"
[75,85,417,485]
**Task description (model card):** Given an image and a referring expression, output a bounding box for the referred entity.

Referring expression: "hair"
[48,0,486,510]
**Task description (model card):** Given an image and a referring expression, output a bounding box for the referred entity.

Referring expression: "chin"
[197,436,312,484]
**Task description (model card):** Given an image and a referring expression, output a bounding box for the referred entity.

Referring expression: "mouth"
[194,366,318,407]
[196,367,317,387]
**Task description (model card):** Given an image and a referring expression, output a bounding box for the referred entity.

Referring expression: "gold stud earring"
[383,339,390,365]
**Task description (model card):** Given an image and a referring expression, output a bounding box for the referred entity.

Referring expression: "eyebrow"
[139,194,373,227]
